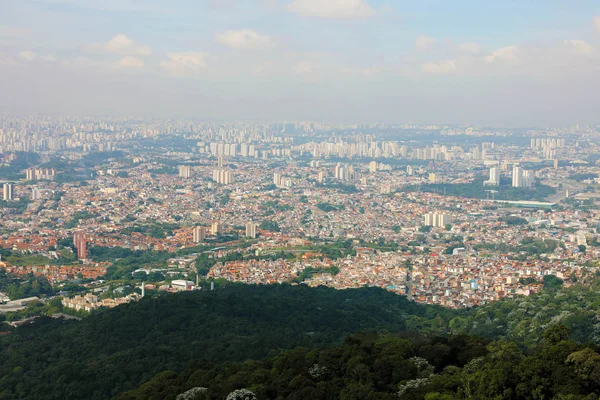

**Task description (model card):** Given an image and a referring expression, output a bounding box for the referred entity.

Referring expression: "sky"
[1,0,600,126]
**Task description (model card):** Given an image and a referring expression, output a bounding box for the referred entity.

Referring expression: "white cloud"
[459,42,481,54]
[40,54,57,62]
[562,40,594,55]
[105,34,134,52]
[415,35,436,51]
[216,30,274,50]
[421,60,457,74]
[594,16,600,31]
[119,56,144,68]
[288,0,376,18]
[87,34,152,56]
[485,46,520,64]
[19,50,36,61]
[293,61,314,74]
[160,52,209,76]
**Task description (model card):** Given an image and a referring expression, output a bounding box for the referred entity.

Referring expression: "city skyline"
[0,1,600,125]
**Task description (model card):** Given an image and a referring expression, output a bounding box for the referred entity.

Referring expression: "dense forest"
[120,327,600,400]
[3,281,600,399]
[0,285,452,400]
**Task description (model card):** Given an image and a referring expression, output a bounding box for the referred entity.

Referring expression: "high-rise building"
[273,173,281,186]
[369,161,378,173]
[211,221,223,236]
[212,169,233,185]
[217,156,224,168]
[192,226,206,243]
[423,213,452,228]
[523,170,534,188]
[73,231,87,259]
[179,166,192,178]
[512,166,533,188]
[2,183,13,201]
[77,240,87,259]
[25,168,56,181]
[512,166,523,188]
[484,167,500,186]
[245,222,257,239]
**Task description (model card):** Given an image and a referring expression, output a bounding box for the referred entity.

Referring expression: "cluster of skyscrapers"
[334,163,356,182]
[178,166,192,179]
[530,137,567,160]
[423,213,452,228]
[273,173,293,189]
[512,166,535,188]
[25,168,56,181]
[212,156,234,185]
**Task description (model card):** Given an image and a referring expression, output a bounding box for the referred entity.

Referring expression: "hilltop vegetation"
[3,280,600,399]
[0,284,452,400]
[120,326,600,400]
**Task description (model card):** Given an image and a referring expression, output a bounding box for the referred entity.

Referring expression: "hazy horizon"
[1,0,600,126]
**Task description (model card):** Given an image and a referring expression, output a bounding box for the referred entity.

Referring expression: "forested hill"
[120,327,600,400]
[0,284,455,400]
[4,280,600,400]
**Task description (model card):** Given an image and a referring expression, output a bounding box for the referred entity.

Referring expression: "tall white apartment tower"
[512,166,523,188]
[2,183,13,201]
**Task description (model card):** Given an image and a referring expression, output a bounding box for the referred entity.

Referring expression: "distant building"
[2,183,13,201]
[523,170,534,188]
[171,280,195,291]
[423,212,451,228]
[484,167,500,186]
[73,231,87,259]
[25,168,55,181]
[512,166,534,188]
[245,222,257,239]
[334,163,354,181]
[212,169,233,185]
[178,165,192,178]
[369,161,378,173]
[380,184,392,194]
[211,221,223,236]
[192,226,206,243]
[512,166,523,188]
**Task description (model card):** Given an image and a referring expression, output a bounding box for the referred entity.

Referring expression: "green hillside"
[0,284,454,400]
[3,279,600,399]
[120,327,600,400]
